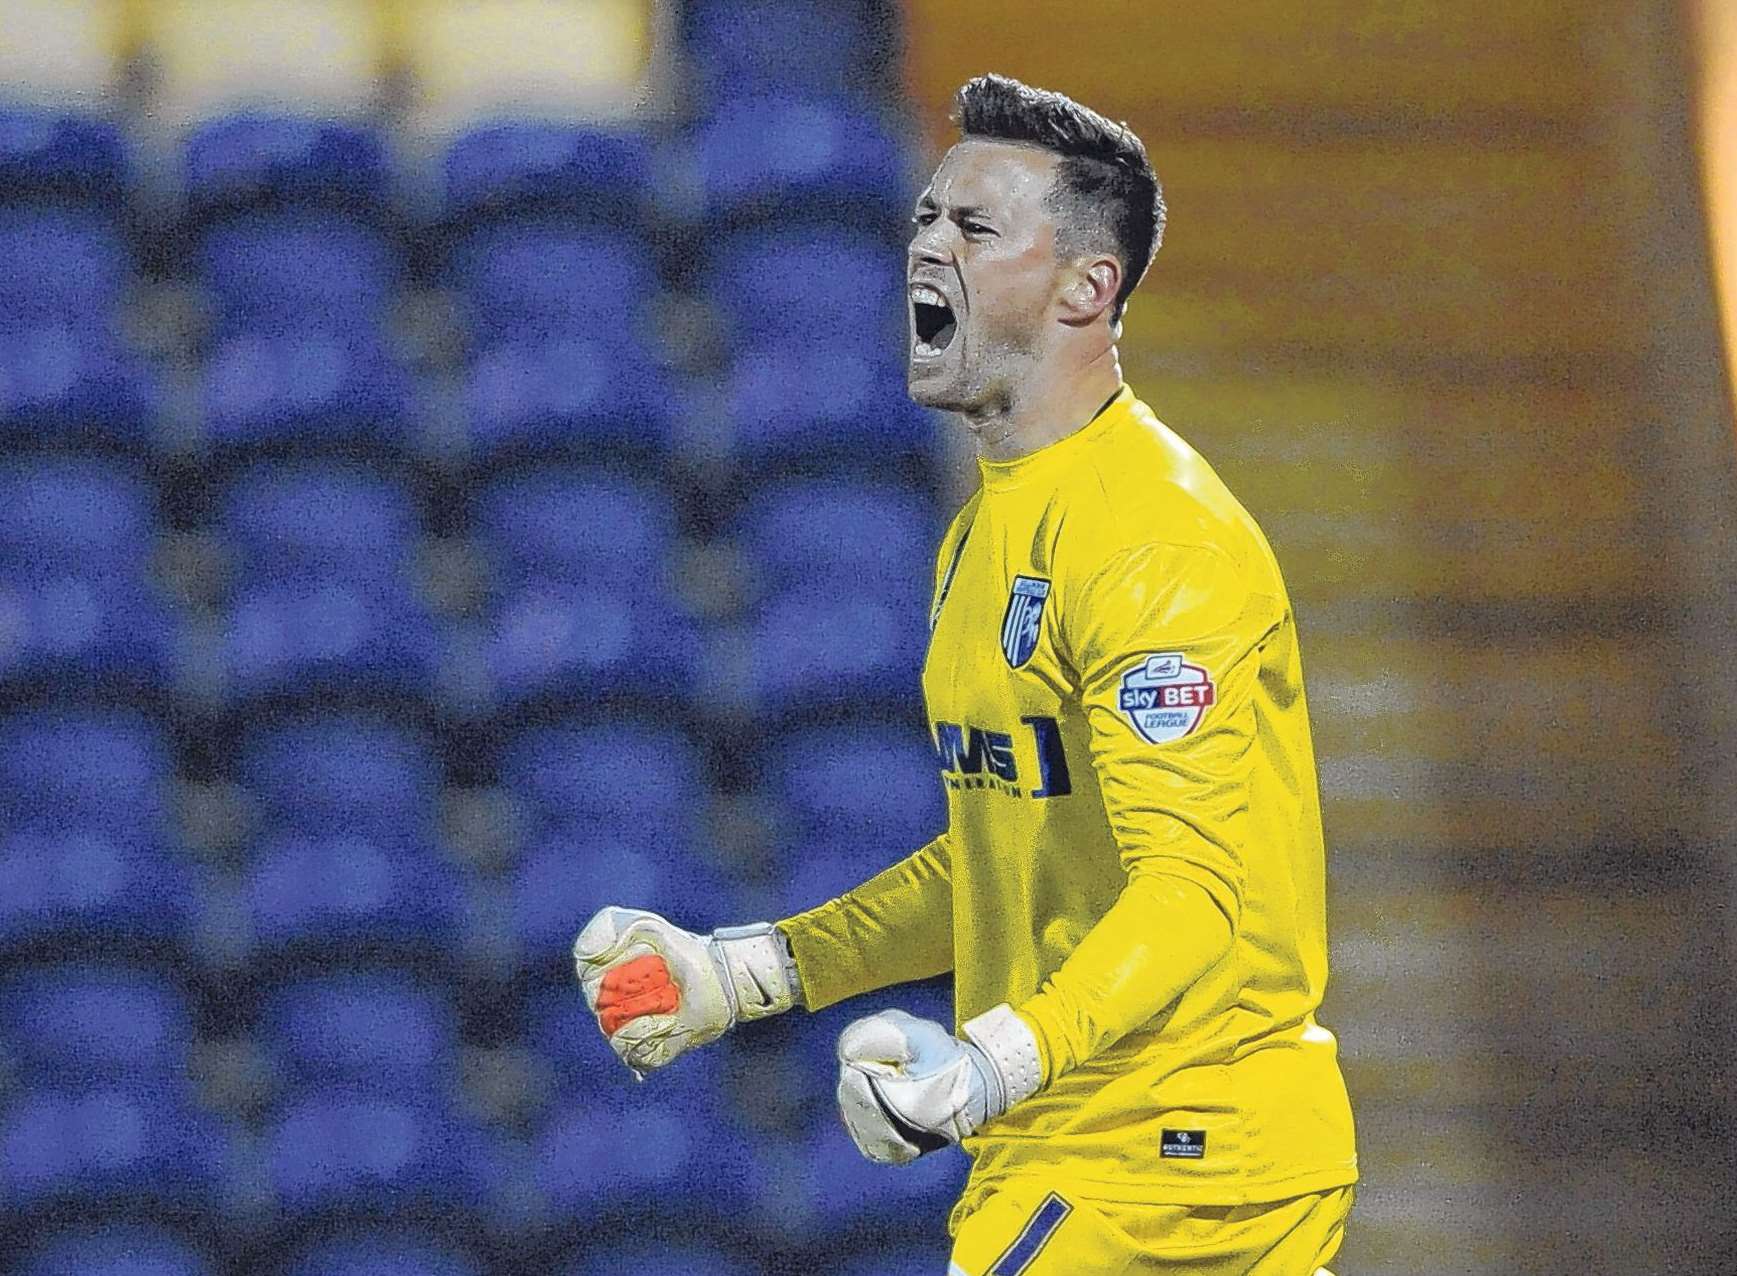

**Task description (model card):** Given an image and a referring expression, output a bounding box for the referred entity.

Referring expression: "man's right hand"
[573,907,800,1074]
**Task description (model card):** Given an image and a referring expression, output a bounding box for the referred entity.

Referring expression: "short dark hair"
[951,73,1164,325]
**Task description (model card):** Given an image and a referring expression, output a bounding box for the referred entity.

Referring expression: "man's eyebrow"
[912,194,992,218]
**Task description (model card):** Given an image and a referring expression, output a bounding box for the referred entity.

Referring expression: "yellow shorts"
[947,1178,1353,1276]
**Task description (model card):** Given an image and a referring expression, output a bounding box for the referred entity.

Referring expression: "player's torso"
[921,484,1125,1025]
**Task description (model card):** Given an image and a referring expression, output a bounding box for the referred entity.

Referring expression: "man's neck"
[965,347,1123,463]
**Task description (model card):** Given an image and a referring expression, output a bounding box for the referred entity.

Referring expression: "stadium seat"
[15,1225,219,1276]
[0,324,160,444]
[733,588,926,721]
[260,972,459,1096]
[183,114,392,219]
[283,1234,483,1276]
[507,826,736,965]
[0,106,130,208]
[704,226,903,347]
[0,831,196,958]
[0,1084,232,1212]
[441,122,653,225]
[0,205,128,332]
[264,1092,501,1219]
[482,584,696,711]
[237,714,439,839]
[0,456,156,577]
[201,330,418,452]
[475,470,677,595]
[220,579,439,704]
[720,341,936,470]
[750,1122,967,1243]
[0,964,192,1088]
[462,334,675,465]
[0,708,172,838]
[243,833,466,960]
[730,479,939,602]
[557,1246,755,1276]
[691,94,906,225]
[195,211,397,338]
[686,0,883,104]
[447,221,661,346]
[220,463,418,586]
[832,1240,955,1276]
[497,721,707,832]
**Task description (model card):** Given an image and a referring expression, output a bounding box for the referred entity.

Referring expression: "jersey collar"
[976,384,1133,494]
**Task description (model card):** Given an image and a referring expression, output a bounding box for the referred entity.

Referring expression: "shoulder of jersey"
[1067,394,1264,562]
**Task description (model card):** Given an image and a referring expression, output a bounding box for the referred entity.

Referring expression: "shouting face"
[906,140,1071,413]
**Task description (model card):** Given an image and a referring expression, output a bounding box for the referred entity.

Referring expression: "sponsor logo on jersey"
[1117,652,1216,744]
[1000,575,1051,668]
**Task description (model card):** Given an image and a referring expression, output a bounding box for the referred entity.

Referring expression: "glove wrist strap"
[961,1003,1044,1117]
[709,922,801,1021]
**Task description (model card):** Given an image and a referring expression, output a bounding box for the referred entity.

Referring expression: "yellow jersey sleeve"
[1015,540,1278,1081]
[777,832,955,1012]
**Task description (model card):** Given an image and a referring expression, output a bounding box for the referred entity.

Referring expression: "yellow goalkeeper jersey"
[780,384,1357,1205]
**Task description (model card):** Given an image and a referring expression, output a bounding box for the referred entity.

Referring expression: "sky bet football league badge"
[1001,575,1051,668]
[1119,652,1216,743]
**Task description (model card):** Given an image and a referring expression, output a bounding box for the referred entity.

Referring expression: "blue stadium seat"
[686,0,881,103]
[264,1093,501,1218]
[0,456,156,578]
[462,334,674,464]
[183,114,392,216]
[442,122,653,223]
[833,1240,955,1276]
[196,211,396,338]
[0,708,171,839]
[260,972,459,1097]
[498,721,707,832]
[735,588,926,720]
[0,571,177,694]
[221,464,418,586]
[448,221,660,345]
[732,479,938,601]
[0,107,130,206]
[220,580,439,703]
[0,206,127,332]
[759,1122,967,1240]
[761,724,945,913]
[15,1225,218,1276]
[0,832,196,957]
[0,964,191,1088]
[237,715,439,839]
[476,470,677,595]
[483,585,695,709]
[0,324,159,444]
[720,342,936,468]
[557,1246,754,1276]
[284,1234,483,1276]
[693,94,906,224]
[0,1084,232,1212]
[201,330,417,451]
[705,227,904,351]
[244,834,466,959]
[508,827,735,963]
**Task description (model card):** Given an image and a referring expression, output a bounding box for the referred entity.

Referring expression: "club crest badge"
[1000,575,1051,668]
[1118,652,1216,744]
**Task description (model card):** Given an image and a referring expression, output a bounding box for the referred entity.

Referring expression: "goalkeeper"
[576,74,1357,1276]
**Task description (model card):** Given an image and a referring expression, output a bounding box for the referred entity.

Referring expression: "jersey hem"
[962,1161,1359,1208]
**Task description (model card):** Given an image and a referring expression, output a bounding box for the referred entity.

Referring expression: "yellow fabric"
[948,1176,1353,1275]
[779,385,1357,1203]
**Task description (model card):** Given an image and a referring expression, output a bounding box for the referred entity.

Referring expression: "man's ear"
[1060,256,1122,327]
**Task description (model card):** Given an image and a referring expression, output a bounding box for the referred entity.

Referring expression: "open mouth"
[911,289,957,359]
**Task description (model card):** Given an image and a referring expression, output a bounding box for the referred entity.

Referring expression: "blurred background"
[0,1,1733,1274]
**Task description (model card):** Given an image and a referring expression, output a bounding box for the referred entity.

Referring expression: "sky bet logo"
[1118,652,1216,744]
[932,716,1071,799]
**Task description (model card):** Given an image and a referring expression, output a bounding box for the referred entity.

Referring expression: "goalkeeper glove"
[572,906,800,1074]
[835,1004,1043,1164]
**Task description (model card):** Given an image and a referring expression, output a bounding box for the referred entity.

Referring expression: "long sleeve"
[1015,540,1278,1080]
[776,833,955,1012]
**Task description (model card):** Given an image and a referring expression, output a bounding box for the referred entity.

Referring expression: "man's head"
[906,73,1165,413]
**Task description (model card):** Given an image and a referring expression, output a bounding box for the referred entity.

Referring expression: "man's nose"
[909,223,952,266]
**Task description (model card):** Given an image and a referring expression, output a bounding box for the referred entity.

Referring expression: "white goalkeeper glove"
[835,1004,1044,1164]
[573,906,801,1075]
